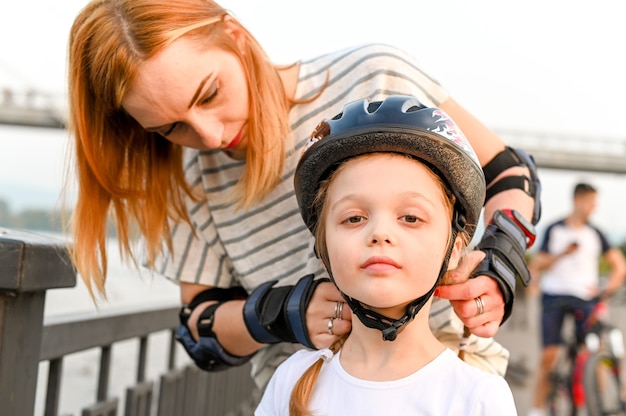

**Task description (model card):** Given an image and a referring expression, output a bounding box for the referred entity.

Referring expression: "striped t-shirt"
[159,43,509,388]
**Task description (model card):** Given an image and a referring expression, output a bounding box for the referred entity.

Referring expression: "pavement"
[496,291,543,415]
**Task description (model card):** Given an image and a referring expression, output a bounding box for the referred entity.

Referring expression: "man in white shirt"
[528,182,626,415]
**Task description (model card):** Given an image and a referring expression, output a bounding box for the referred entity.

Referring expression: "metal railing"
[2,94,626,174]
[0,228,259,416]
[0,89,66,129]
[497,129,626,174]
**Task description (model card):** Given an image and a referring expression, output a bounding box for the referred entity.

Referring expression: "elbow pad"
[243,274,328,349]
[176,287,254,372]
[472,209,536,324]
[483,146,542,225]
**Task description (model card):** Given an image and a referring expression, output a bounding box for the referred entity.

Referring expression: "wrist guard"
[483,146,542,225]
[177,286,253,372]
[243,274,328,349]
[472,209,536,324]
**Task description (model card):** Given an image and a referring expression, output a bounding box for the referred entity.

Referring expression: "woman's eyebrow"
[144,73,214,132]
[188,73,212,109]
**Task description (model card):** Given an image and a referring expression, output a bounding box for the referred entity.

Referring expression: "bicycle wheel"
[547,380,577,416]
[547,364,579,416]
[583,352,626,416]
[546,344,579,416]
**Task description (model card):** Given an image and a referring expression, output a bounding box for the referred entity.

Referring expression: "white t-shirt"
[538,219,610,299]
[255,348,517,415]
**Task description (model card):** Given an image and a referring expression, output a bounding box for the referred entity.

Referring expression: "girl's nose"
[368,222,394,246]
[370,235,392,245]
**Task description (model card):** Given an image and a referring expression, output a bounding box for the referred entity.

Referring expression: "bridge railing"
[0,88,66,129]
[497,129,626,174]
[0,228,259,416]
[3,102,626,173]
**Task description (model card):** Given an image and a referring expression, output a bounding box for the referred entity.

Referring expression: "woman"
[67,0,538,389]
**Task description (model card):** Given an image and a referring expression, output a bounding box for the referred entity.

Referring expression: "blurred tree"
[0,198,10,226]
[13,208,52,230]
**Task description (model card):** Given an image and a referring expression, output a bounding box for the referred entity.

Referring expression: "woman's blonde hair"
[67,0,290,297]
[289,154,472,415]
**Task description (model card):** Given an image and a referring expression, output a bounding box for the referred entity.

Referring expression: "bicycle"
[546,297,626,416]
[545,316,583,416]
[582,300,626,416]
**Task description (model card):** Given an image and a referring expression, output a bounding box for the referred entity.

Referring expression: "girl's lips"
[360,256,401,270]
[225,130,243,149]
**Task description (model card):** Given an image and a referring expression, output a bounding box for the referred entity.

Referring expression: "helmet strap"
[342,210,466,341]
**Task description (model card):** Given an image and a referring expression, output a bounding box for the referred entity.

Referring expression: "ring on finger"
[334,301,344,320]
[474,296,485,317]
[327,318,335,335]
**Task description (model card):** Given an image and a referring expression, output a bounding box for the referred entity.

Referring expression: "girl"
[256,95,517,414]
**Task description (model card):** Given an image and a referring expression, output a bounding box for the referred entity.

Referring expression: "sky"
[0,0,625,235]
[2,0,625,135]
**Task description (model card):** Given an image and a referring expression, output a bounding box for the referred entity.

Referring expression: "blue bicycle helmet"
[295,95,485,238]
[294,95,486,341]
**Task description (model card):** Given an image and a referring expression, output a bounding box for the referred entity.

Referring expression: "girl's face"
[122,32,249,155]
[324,154,462,317]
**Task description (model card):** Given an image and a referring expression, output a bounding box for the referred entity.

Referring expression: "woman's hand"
[436,250,505,338]
[306,281,352,348]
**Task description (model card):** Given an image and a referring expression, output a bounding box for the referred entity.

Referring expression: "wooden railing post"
[0,228,76,416]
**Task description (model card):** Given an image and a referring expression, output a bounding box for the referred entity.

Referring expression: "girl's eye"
[403,215,419,223]
[346,216,364,224]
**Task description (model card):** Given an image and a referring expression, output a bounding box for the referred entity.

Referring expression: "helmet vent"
[366,101,383,113]
[405,105,422,113]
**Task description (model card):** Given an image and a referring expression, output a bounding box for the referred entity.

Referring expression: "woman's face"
[324,154,461,318]
[122,34,249,154]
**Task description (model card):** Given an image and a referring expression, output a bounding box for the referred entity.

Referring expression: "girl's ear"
[222,15,246,55]
[446,235,465,271]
